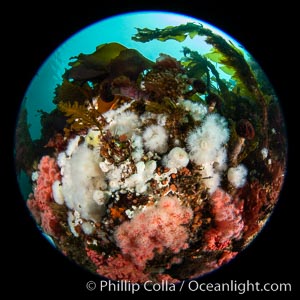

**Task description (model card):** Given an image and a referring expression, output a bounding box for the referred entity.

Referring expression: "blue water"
[23,11,243,140]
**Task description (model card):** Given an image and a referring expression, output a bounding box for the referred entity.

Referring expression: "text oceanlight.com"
[86,280,292,294]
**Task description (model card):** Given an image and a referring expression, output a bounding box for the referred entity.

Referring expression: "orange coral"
[110,207,126,220]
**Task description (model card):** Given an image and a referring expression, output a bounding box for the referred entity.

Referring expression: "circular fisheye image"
[15,11,287,283]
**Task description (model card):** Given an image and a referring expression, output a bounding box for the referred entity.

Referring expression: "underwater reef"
[15,22,287,283]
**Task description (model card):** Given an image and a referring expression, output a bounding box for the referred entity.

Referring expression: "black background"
[5,1,297,297]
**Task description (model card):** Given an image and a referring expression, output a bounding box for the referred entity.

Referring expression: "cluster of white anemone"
[49,100,248,237]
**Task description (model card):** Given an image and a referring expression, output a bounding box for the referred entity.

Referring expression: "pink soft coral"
[114,196,193,268]
[217,250,238,266]
[27,156,62,238]
[86,249,149,283]
[204,188,244,251]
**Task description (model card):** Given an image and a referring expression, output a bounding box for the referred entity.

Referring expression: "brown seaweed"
[66,42,153,82]
[15,107,36,175]
[133,23,269,147]
[58,101,105,133]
